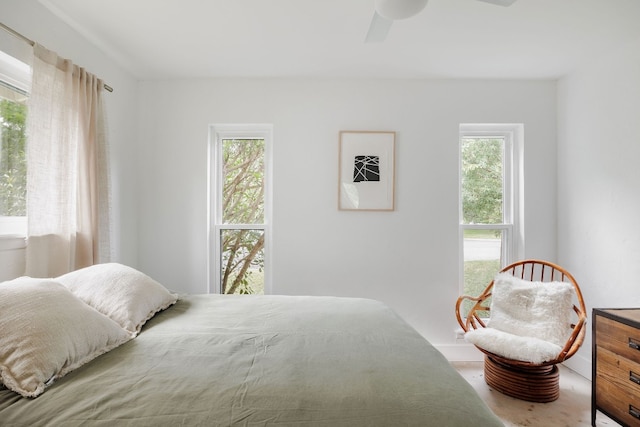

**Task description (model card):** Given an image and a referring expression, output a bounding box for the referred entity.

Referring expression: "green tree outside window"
[0,98,27,217]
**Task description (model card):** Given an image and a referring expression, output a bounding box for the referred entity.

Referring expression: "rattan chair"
[455,259,587,402]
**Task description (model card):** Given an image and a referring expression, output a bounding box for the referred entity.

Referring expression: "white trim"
[207,124,273,294]
[0,216,26,236]
[217,224,266,231]
[0,50,30,236]
[458,124,524,295]
[438,343,591,380]
[562,353,591,380]
[460,123,524,257]
[0,234,26,251]
[436,344,484,362]
[0,50,30,94]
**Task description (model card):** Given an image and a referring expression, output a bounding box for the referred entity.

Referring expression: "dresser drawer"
[596,346,640,396]
[597,315,640,363]
[596,346,640,425]
[596,375,640,426]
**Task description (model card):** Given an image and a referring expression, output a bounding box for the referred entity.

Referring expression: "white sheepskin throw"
[465,328,562,364]
[464,272,575,364]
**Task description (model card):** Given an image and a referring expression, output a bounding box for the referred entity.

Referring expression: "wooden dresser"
[593,308,640,426]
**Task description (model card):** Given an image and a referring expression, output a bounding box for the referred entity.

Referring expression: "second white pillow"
[57,263,178,334]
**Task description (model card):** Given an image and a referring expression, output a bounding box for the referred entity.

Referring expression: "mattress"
[0,294,503,426]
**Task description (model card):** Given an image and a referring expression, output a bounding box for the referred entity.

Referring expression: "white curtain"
[25,44,111,277]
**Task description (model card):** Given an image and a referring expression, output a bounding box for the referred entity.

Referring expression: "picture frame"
[338,131,395,211]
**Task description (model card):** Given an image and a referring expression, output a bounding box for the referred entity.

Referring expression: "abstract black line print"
[353,155,380,182]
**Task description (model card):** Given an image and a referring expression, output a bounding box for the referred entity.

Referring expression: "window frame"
[0,49,30,236]
[208,124,273,294]
[458,123,524,296]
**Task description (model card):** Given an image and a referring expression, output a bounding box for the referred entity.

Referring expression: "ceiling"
[39,0,640,80]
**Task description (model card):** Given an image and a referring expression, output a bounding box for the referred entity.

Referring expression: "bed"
[0,264,503,426]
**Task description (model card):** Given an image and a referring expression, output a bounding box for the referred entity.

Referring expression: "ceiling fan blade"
[476,0,517,6]
[375,0,429,20]
[365,11,393,43]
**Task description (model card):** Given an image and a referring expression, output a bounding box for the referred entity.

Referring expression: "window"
[209,124,272,295]
[459,124,523,314]
[0,50,30,236]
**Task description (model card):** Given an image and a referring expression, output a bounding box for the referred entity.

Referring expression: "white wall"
[137,78,557,353]
[1,0,562,364]
[0,0,139,267]
[557,35,640,379]
[6,0,639,380]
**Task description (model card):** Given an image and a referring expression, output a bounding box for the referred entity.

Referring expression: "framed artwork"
[338,131,395,211]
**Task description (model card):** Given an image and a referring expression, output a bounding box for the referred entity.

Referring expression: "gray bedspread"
[0,295,503,426]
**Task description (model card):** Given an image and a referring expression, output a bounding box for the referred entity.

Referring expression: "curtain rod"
[0,22,114,93]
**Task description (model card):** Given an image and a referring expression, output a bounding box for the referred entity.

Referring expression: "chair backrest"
[456,259,588,365]
[503,259,578,287]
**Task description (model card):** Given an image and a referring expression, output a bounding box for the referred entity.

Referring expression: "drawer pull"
[630,405,640,420]
[631,372,640,385]
[629,338,640,350]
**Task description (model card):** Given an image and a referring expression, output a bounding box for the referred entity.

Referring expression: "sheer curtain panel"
[25,44,111,277]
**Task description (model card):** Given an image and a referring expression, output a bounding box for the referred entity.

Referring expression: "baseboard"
[562,353,591,380]
[438,343,592,380]
[436,343,484,362]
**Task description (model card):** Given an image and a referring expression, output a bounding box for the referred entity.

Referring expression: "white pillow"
[0,277,134,398]
[488,272,574,347]
[57,263,178,334]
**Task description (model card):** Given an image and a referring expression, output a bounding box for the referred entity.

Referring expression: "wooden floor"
[453,361,618,427]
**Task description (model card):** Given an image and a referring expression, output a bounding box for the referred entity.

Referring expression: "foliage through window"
[459,125,522,316]
[210,126,272,295]
[0,50,30,235]
[0,92,27,216]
